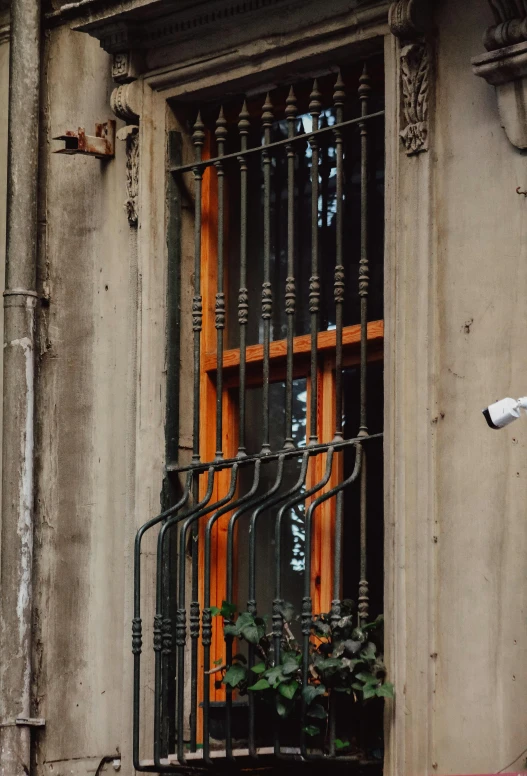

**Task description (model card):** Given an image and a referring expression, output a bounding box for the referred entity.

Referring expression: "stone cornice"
[50,0,390,49]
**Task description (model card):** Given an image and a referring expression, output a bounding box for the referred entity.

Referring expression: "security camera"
[482,396,527,429]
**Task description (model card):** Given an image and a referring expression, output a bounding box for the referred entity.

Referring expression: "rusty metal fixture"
[53,120,116,158]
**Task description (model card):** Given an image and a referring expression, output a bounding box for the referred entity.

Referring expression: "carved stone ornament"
[124,127,139,226]
[110,83,141,225]
[389,0,432,156]
[112,50,144,84]
[400,42,430,154]
[473,1,527,149]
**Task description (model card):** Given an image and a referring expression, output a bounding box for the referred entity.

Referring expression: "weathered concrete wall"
[432,0,527,771]
[33,23,134,776]
[0,37,9,516]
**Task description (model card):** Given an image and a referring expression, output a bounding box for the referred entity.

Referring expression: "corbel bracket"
[53,120,116,159]
[389,0,433,156]
[473,2,527,149]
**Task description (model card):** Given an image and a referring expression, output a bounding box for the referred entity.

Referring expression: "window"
[134,52,386,772]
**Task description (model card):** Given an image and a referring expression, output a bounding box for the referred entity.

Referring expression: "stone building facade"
[1,1,527,775]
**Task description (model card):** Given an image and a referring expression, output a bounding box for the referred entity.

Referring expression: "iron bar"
[133,472,193,771]
[284,87,297,450]
[192,113,205,463]
[273,448,335,757]
[308,81,321,444]
[333,71,345,442]
[237,101,250,458]
[169,111,385,175]
[261,94,273,454]
[358,64,371,625]
[201,464,260,765]
[247,452,310,757]
[167,432,383,474]
[215,107,227,460]
[300,444,363,761]
[214,461,263,761]
[174,465,240,765]
[153,469,215,769]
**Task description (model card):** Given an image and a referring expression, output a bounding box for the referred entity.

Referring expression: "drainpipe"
[0,0,41,773]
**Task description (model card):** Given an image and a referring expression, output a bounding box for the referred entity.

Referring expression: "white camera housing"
[482,397,527,429]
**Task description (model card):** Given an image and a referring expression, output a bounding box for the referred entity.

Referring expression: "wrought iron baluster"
[135,472,192,770]
[153,467,215,767]
[223,461,262,760]
[284,87,297,450]
[247,451,309,757]
[215,107,227,461]
[299,444,362,761]
[333,72,345,443]
[174,465,239,765]
[273,449,335,757]
[358,65,371,625]
[237,101,250,458]
[192,113,205,463]
[308,81,321,445]
[261,93,273,454]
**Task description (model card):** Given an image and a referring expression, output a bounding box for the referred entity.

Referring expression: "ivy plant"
[209,600,393,744]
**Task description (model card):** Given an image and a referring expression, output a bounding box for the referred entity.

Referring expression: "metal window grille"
[133,58,386,772]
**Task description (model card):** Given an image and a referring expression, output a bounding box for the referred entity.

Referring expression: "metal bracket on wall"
[53,120,116,159]
[0,717,46,728]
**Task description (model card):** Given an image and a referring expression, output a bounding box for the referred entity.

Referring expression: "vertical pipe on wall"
[0,0,41,773]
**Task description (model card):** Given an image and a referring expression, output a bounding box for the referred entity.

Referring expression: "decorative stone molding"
[112,50,144,84]
[110,81,141,225]
[110,82,140,124]
[485,0,527,50]
[389,0,433,156]
[388,0,432,39]
[399,42,430,154]
[123,126,139,226]
[473,2,527,149]
[74,0,290,53]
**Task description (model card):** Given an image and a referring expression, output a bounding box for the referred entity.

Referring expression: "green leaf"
[363,683,378,700]
[222,664,247,688]
[265,666,285,688]
[363,615,384,631]
[282,658,300,676]
[278,680,299,700]
[223,624,239,638]
[275,696,293,718]
[376,682,394,699]
[239,622,264,645]
[316,657,344,671]
[306,703,327,719]
[210,607,221,617]
[220,601,237,619]
[250,662,267,674]
[360,642,377,661]
[356,671,376,684]
[248,678,271,691]
[302,684,326,704]
[334,739,349,750]
[213,658,223,666]
[341,640,363,656]
[303,725,320,737]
